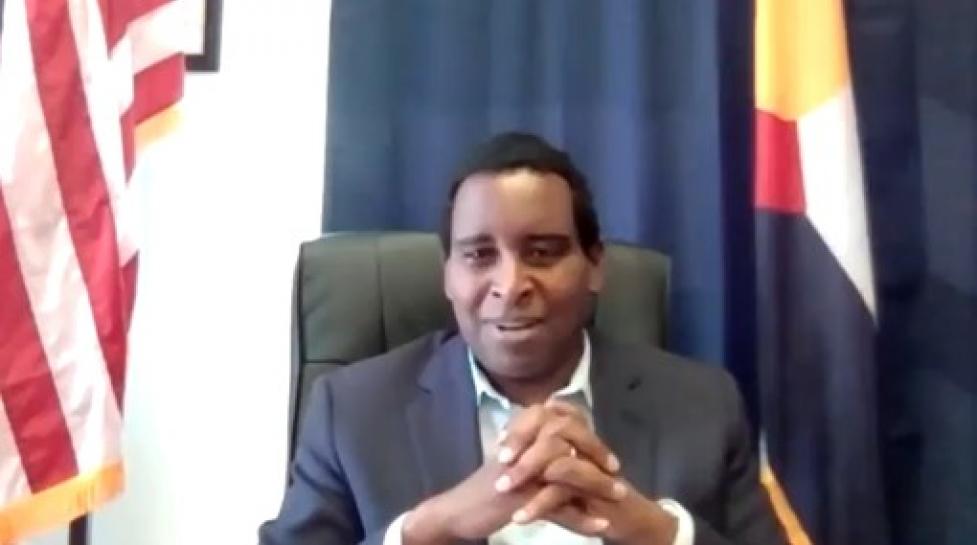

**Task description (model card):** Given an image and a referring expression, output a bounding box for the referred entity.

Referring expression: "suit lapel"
[406,334,482,498]
[591,334,660,495]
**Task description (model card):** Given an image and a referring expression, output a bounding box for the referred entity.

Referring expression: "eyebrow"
[525,234,572,245]
[454,233,571,246]
[453,234,493,246]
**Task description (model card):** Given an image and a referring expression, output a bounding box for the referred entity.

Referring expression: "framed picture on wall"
[184,0,223,72]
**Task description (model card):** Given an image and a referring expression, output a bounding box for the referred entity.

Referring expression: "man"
[259,133,786,545]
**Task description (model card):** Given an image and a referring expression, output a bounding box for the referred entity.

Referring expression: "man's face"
[444,169,603,381]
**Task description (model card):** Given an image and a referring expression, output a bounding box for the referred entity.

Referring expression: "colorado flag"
[754,1,889,544]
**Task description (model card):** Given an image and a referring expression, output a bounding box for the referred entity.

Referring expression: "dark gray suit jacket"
[259,330,786,545]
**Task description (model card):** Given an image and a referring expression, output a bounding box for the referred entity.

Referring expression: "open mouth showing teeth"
[495,320,542,331]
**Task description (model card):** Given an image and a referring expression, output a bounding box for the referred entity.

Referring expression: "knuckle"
[513,452,544,477]
[505,430,529,447]
[548,457,576,480]
[543,418,574,444]
[511,456,538,479]
[533,436,557,458]
[537,420,557,439]
[567,462,586,482]
[540,483,562,502]
[554,416,574,435]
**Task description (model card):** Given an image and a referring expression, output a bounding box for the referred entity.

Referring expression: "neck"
[489,333,585,406]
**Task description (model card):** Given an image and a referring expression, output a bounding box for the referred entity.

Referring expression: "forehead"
[451,169,575,239]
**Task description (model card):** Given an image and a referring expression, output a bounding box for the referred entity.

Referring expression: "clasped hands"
[402,400,678,545]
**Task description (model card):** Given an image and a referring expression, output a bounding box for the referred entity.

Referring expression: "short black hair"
[439,132,602,260]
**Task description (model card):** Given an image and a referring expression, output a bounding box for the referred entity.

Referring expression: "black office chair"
[287,232,670,461]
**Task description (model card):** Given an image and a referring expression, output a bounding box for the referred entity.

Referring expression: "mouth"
[486,318,545,341]
[490,318,543,330]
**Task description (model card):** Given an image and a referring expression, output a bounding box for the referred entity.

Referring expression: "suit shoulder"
[319,330,446,394]
[605,338,741,408]
[648,346,734,388]
[602,335,728,381]
[609,341,748,438]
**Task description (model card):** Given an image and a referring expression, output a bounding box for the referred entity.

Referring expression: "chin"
[480,347,551,380]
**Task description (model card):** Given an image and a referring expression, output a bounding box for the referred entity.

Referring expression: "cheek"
[542,267,594,310]
[445,269,486,311]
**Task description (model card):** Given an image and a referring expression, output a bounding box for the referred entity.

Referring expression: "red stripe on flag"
[0,192,80,492]
[133,0,173,21]
[96,0,120,49]
[28,0,128,408]
[122,257,139,329]
[755,110,806,214]
[120,108,135,179]
[132,54,184,124]
[116,254,139,404]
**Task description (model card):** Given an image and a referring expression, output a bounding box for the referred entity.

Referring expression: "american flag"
[0,1,184,542]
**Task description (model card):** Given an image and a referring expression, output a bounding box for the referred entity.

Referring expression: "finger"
[511,484,574,524]
[538,414,620,474]
[543,456,629,502]
[497,402,585,465]
[545,503,610,536]
[571,491,670,544]
[496,434,573,492]
[544,398,587,420]
[496,404,547,465]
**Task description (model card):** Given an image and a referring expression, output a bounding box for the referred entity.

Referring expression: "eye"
[461,247,497,267]
[524,244,561,265]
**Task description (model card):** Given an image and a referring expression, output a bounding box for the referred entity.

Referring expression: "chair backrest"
[288,232,670,460]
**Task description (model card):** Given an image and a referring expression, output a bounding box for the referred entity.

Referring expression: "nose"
[490,255,532,305]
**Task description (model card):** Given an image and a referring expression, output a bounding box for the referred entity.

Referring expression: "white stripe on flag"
[797,86,877,317]
[107,1,190,266]
[0,4,123,474]
[0,0,33,185]
[68,0,136,266]
[0,402,31,506]
[108,1,190,125]
[127,0,193,73]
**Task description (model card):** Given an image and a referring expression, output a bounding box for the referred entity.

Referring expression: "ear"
[586,242,605,293]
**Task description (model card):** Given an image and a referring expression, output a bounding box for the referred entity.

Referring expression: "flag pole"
[68,515,91,545]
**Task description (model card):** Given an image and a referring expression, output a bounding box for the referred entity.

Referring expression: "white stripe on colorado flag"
[797,86,876,317]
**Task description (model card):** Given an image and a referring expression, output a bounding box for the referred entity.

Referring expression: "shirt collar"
[468,332,593,410]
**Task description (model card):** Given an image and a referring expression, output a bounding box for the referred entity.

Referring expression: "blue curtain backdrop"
[324,0,752,370]
[847,2,977,544]
[322,1,976,544]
